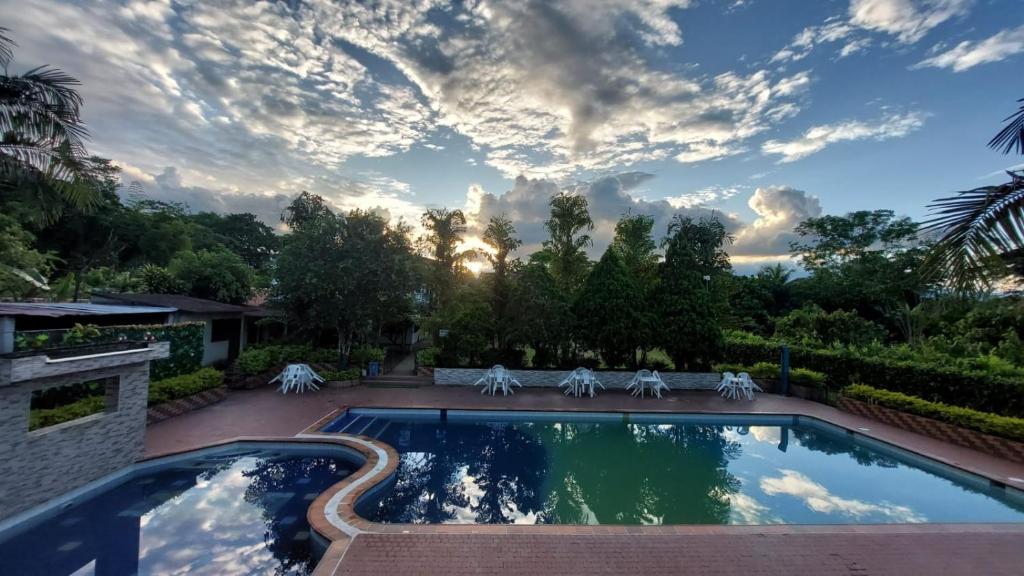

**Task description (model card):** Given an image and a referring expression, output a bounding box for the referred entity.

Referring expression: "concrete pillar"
[0,316,14,354]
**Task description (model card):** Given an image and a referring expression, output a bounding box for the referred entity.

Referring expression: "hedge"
[842,384,1024,442]
[712,362,826,386]
[148,368,224,406]
[724,334,1024,418]
[15,323,204,381]
[29,368,223,430]
[235,345,337,375]
[321,368,362,381]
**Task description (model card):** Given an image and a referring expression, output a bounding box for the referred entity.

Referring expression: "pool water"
[335,410,1024,525]
[0,445,357,576]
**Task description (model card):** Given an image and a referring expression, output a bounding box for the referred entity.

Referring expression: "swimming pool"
[323,409,1024,525]
[0,442,359,576]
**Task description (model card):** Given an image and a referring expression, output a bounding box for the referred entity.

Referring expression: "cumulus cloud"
[914,25,1024,71]
[761,111,926,163]
[848,0,971,43]
[760,469,926,522]
[732,186,822,260]
[463,172,744,258]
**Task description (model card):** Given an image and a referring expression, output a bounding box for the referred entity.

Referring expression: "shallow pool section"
[0,443,358,576]
[326,409,1024,526]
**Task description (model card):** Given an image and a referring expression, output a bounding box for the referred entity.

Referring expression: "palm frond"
[0,27,14,69]
[989,97,1024,155]
[922,171,1024,290]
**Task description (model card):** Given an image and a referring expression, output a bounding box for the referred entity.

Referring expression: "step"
[338,415,367,434]
[363,418,390,439]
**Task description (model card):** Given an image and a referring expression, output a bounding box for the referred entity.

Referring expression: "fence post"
[780,345,790,396]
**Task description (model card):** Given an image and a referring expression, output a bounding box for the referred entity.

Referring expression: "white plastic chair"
[736,372,763,400]
[271,364,324,394]
[628,369,668,398]
[474,365,522,396]
[559,368,604,398]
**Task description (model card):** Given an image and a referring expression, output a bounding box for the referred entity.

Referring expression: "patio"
[144,385,1024,576]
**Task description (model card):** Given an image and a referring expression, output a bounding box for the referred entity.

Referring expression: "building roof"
[0,302,176,318]
[91,293,253,314]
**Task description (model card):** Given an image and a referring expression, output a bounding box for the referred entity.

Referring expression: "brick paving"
[336,533,1024,576]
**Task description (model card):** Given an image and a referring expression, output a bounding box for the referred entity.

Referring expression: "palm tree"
[923,98,1024,290]
[1,27,97,222]
[541,193,593,294]
[419,207,474,308]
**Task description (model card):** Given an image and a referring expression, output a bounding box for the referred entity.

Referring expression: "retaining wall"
[433,368,720,390]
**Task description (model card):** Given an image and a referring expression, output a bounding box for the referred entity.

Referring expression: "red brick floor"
[142,384,1024,576]
[336,533,1024,576]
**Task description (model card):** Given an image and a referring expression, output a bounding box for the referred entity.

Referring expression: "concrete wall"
[433,368,720,390]
[0,343,168,520]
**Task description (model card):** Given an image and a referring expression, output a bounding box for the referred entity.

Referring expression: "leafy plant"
[416,346,440,367]
[320,368,361,381]
[61,322,101,345]
[843,384,1024,442]
[148,368,223,406]
[348,344,385,368]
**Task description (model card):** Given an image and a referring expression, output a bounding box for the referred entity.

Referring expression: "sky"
[4,0,1023,271]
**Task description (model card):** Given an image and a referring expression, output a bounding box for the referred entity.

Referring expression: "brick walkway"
[336,533,1024,575]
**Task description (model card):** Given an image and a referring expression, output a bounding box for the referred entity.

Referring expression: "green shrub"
[148,368,224,406]
[724,331,1024,418]
[29,396,106,430]
[235,345,337,375]
[349,344,385,368]
[712,362,826,386]
[842,384,1024,442]
[321,368,361,381]
[416,346,440,367]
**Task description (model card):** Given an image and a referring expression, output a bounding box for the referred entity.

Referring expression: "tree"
[0,212,53,296]
[727,263,795,336]
[419,207,473,308]
[482,215,522,350]
[541,193,593,295]
[0,27,98,222]
[610,212,659,365]
[212,212,279,270]
[508,261,569,368]
[791,210,919,270]
[574,247,643,368]
[774,304,886,347]
[657,215,732,370]
[167,249,254,304]
[924,97,1024,290]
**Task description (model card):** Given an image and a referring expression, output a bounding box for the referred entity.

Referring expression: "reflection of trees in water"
[367,422,547,524]
[370,421,743,525]
[538,423,741,525]
[241,456,354,575]
[791,429,898,468]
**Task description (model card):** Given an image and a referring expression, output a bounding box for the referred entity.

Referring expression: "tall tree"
[541,193,593,295]
[167,249,254,304]
[0,27,98,222]
[924,97,1024,290]
[610,212,659,365]
[657,215,732,370]
[574,247,643,368]
[419,207,472,308]
[482,214,521,350]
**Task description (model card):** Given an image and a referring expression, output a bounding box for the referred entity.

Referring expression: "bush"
[235,344,337,375]
[416,346,440,367]
[29,396,106,430]
[724,331,1024,418]
[842,384,1024,442]
[712,362,826,386]
[321,368,361,381]
[148,368,224,406]
[348,344,385,368]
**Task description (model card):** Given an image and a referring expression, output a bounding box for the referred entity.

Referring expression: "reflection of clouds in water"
[750,426,780,444]
[760,470,926,523]
[445,466,540,524]
[727,492,781,525]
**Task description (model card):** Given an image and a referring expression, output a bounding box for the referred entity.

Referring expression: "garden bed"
[147,387,228,425]
[837,396,1024,464]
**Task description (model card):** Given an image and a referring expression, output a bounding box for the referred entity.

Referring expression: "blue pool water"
[0,443,357,576]
[326,409,1024,525]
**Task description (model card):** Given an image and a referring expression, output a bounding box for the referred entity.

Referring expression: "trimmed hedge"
[321,368,362,381]
[236,345,337,376]
[843,384,1024,442]
[724,333,1024,418]
[29,368,224,430]
[148,368,224,406]
[712,362,826,386]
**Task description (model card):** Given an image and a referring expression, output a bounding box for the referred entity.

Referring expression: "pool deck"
[144,385,1024,576]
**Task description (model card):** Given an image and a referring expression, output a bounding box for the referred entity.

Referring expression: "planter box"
[837,396,1024,464]
[147,387,227,425]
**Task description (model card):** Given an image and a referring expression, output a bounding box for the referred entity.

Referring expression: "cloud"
[760,469,926,522]
[732,186,822,259]
[463,172,744,258]
[761,111,926,162]
[848,0,971,43]
[914,25,1024,71]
